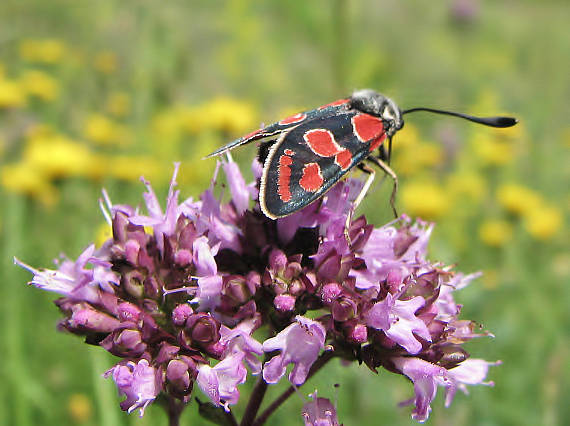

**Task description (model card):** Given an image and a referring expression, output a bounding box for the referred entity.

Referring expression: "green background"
[1,1,568,425]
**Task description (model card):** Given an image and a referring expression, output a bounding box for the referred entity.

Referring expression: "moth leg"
[344,164,376,242]
[367,155,399,218]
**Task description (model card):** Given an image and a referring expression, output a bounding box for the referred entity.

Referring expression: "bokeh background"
[1,0,568,425]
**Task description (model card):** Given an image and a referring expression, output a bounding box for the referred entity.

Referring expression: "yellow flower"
[181,97,257,136]
[496,183,542,216]
[105,92,131,117]
[0,78,27,108]
[401,181,450,220]
[478,219,513,247]
[95,222,112,247]
[19,39,66,64]
[23,134,98,179]
[1,162,58,205]
[67,393,92,423]
[93,51,118,74]
[19,70,59,101]
[471,132,514,166]
[523,204,563,241]
[83,114,131,146]
[446,173,487,202]
[108,155,164,182]
[395,142,443,176]
[392,123,420,151]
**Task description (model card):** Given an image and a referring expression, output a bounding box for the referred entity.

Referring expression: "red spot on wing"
[277,154,293,202]
[299,163,324,192]
[318,98,349,109]
[334,149,352,170]
[242,128,262,141]
[279,113,307,125]
[304,129,343,157]
[352,114,385,143]
[368,133,387,152]
[284,149,295,156]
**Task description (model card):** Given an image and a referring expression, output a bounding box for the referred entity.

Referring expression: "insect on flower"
[206,89,517,220]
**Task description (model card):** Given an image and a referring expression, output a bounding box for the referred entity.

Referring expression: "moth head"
[350,89,403,136]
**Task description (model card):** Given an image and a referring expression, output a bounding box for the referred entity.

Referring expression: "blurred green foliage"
[0,0,568,425]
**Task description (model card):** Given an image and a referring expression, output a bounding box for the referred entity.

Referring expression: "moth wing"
[205,98,350,158]
[260,111,387,218]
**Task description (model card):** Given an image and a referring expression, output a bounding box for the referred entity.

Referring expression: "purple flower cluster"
[17,159,497,423]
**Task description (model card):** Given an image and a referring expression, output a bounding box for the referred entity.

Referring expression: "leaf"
[195,398,237,426]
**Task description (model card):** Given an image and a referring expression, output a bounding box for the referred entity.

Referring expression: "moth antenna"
[402,107,518,128]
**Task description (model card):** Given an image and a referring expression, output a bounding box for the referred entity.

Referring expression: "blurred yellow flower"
[392,123,420,150]
[105,92,131,117]
[19,70,59,101]
[67,393,92,423]
[478,219,513,247]
[151,108,185,143]
[401,181,450,220]
[496,183,542,216]
[446,172,487,202]
[93,51,118,74]
[0,78,27,108]
[108,155,164,182]
[395,142,443,176]
[83,114,132,146]
[23,135,98,178]
[95,222,112,247]
[523,204,563,241]
[180,97,257,136]
[471,132,514,166]
[19,39,66,64]
[1,162,58,205]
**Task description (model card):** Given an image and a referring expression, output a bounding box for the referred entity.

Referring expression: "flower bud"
[174,249,192,267]
[124,239,140,265]
[346,322,368,344]
[320,282,342,304]
[166,359,192,395]
[69,306,120,333]
[186,314,220,345]
[115,329,146,353]
[118,302,141,323]
[269,249,288,273]
[224,275,252,304]
[274,294,296,312]
[331,297,357,322]
[172,304,193,326]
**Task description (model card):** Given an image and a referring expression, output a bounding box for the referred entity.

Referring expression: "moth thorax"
[350,89,403,135]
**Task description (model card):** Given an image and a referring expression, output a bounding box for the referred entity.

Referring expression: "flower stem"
[166,396,184,426]
[240,376,268,426]
[251,351,335,426]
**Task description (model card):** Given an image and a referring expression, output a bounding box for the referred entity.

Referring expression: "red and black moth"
[207,89,517,220]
